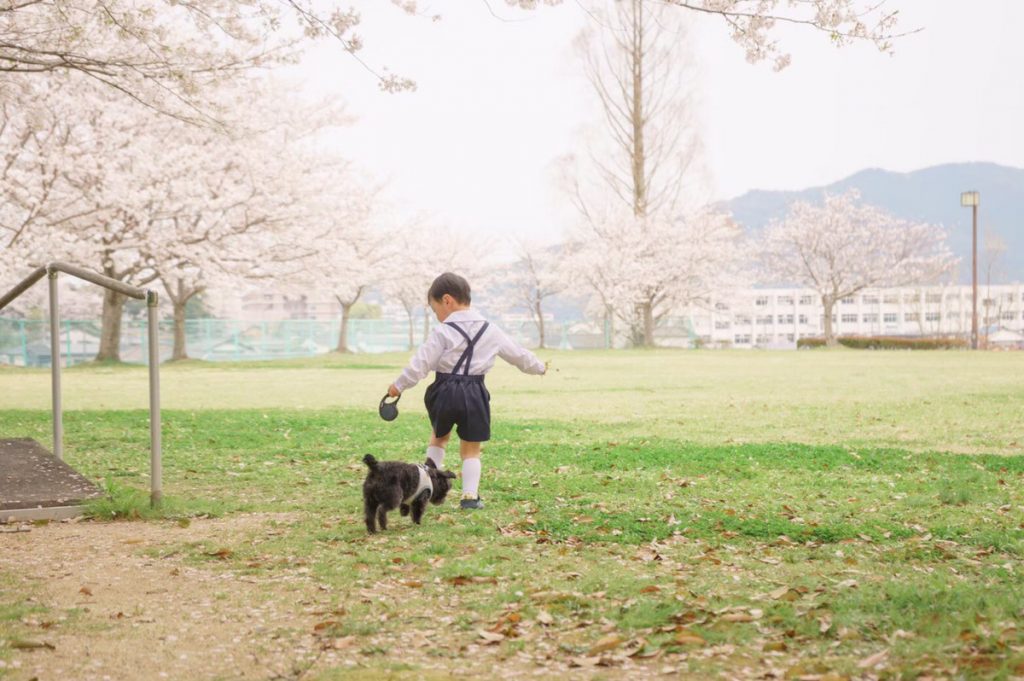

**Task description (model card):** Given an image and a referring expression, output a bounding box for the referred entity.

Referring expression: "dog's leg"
[399,504,410,517]
[411,494,428,525]
[364,496,378,534]
[377,505,389,531]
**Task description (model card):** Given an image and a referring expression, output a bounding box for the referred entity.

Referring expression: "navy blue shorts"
[424,372,491,442]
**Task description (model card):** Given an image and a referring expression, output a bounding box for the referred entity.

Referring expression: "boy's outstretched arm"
[389,328,446,395]
[497,328,547,375]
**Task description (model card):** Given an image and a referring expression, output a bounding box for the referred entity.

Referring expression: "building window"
[884,313,898,323]
[983,298,995,307]
[1003,293,1016,303]
[841,314,857,323]
[884,294,899,304]
[798,314,808,324]
[785,334,795,342]
[947,311,960,320]
[945,294,960,303]
[905,312,919,322]
[863,313,879,323]
[715,302,729,311]
[755,334,771,345]
[777,314,794,324]
[734,334,751,344]
[863,295,879,305]
[903,294,919,304]
[841,296,856,305]
[714,321,731,330]
[777,296,794,305]
[755,296,769,307]
[926,294,942,304]
[756,315,774,325]
[1002,311,1016,321]
[799,295,814,305]
[926,312,940,322]
[734,314,751,325]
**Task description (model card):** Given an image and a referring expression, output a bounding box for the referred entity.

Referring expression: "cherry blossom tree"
[498,240,565,349]
[142,81,351,361]
[759,191,957,346]
[383,223,490,350]
[565,0,737,346]
[565,206,744,346]
[0,1,420,124]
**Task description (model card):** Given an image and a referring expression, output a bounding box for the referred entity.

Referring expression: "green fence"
[0,317,596,367]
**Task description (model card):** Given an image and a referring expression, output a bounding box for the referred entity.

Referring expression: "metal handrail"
[0,262,162,507]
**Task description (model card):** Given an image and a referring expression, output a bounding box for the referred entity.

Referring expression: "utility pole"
[961,191,980,350]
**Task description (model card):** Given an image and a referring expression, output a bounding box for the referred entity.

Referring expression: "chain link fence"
[0,317,636,367]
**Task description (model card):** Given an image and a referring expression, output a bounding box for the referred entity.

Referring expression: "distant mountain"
[725,162,1024,283]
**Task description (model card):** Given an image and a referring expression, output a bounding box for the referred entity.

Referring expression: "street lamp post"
[960,191,980,350]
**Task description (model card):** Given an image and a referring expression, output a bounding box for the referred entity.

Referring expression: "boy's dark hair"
[428,272,471,305]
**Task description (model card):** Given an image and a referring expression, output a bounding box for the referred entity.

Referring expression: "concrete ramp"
[0,438,103,522]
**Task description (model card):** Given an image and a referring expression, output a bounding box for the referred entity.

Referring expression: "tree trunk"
[422,306,430,343]
[603,306,614,349]
[642,300,655,347]
[535,299,546,349]
[822,295,837,346]
[172,300,188,361]
[406,307,415,351]
[336,302,352,353]
[96,287,125,362]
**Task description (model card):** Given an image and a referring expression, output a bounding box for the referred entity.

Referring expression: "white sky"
[295,1,1024,244]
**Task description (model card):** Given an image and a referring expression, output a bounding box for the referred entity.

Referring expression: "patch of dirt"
[0,515,730,680]
[0,513,334,681]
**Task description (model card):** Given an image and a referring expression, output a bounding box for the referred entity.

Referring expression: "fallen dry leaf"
[588,633,623,655]
[719,612,755,623]
[331,636,357,650]
[536,610,554,625]
[78,586,93,597]
[673,629,705,646]
[569,656,601,668]
[857,648,889,669]
[478,630,505,644]
[11,639,55,651]
[768,586,800,601]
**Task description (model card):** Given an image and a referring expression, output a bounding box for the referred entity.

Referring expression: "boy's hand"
[543,360,551,375]
[387,384,401,398]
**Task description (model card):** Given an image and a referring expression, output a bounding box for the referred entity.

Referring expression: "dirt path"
[0,516,690,681]
[0,514,339,680]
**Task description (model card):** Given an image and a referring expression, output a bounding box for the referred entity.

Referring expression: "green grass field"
[1,350,1023,679]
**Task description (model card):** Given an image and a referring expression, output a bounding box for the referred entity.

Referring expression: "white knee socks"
[461,458,481,499]
[426,445,445,469]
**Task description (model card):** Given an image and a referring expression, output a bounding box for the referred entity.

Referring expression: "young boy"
[387,272,547,510]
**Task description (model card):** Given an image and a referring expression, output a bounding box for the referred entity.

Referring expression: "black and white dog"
[361,454,457,533]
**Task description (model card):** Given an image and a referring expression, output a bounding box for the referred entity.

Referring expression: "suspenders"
[445,321,489,376]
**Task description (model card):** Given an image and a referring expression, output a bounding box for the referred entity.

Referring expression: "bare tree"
[575,0,702,221]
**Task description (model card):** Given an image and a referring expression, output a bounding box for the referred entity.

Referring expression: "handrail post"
[48,269,63,460]
[147,290,162,508]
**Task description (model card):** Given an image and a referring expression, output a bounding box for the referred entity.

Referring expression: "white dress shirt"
[393,309,546,392]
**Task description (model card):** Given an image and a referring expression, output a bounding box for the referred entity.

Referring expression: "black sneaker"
[460,496,485,510]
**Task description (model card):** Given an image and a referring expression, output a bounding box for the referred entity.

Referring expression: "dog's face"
[424,459,457,505]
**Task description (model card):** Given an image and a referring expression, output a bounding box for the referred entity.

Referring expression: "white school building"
[688,283,1024,348]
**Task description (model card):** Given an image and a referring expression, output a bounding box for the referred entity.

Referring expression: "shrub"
[797,336,968,350]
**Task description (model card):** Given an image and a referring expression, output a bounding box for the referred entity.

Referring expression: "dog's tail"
[362,454,379,471]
